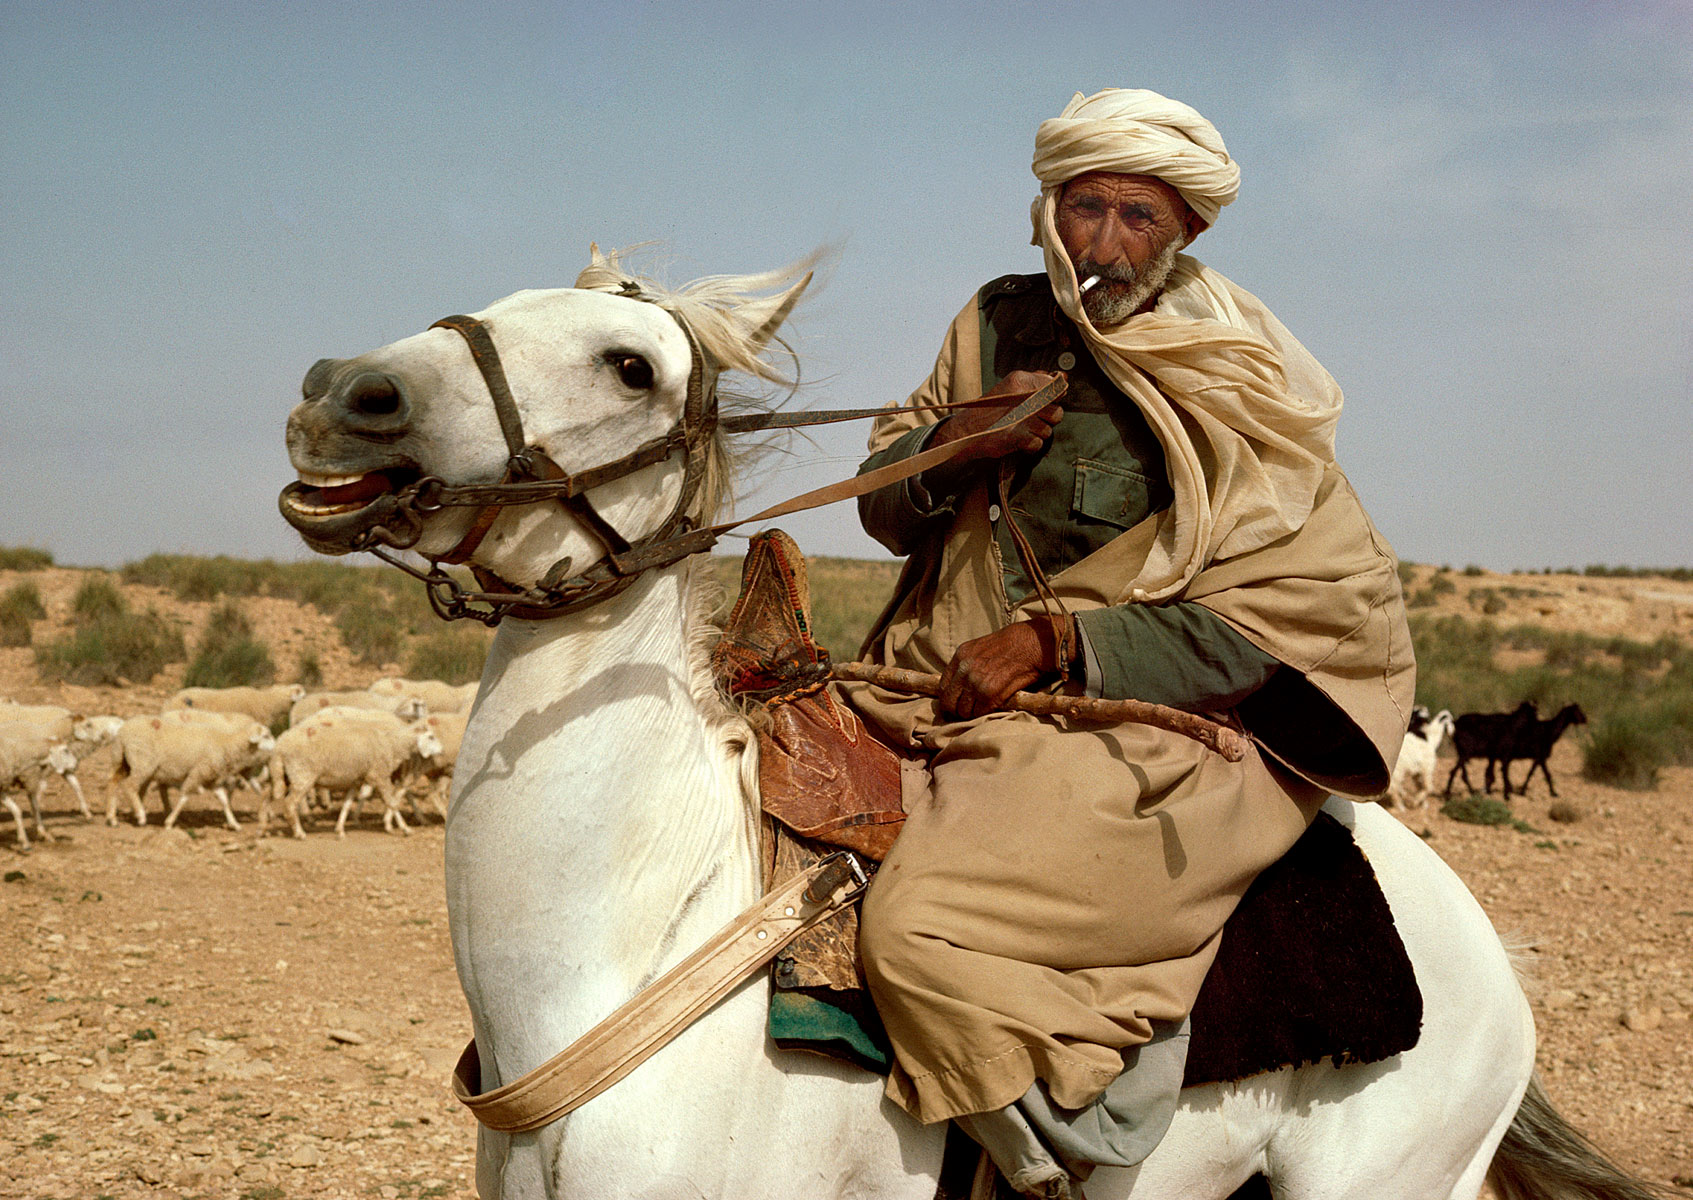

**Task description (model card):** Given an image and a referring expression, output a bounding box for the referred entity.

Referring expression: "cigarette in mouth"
[1079,274,1101,294]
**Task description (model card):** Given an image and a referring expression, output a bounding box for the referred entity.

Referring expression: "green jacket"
[858,274,1281,712]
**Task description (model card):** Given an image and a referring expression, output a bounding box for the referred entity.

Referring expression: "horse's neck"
[445,562,760,1076]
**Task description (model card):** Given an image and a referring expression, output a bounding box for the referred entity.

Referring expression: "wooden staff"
[831,661,1250,763]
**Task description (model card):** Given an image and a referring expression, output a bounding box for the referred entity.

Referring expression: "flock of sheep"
[9,678,1591,846]
[0,679,476,851]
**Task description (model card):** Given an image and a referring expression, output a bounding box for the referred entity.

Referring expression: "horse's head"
[281,253,810,609]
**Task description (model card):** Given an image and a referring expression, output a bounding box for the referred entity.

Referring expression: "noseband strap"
[431,315,530,461]
[368,307,715,623]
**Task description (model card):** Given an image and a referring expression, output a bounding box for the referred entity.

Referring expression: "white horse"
[280,256,1655,1200]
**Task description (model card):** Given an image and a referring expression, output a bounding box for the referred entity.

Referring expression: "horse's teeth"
[298,471,368,488]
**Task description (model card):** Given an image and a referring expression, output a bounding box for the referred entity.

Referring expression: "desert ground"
[1,564,1690,1198]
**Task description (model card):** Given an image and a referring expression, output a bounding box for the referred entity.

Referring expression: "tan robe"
[842,301,1415,1124]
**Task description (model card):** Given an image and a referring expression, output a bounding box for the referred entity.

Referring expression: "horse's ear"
[738,271,812,352]
[588,243,610,269]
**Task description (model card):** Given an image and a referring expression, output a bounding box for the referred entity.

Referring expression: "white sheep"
[111,710,277,830]
[263,707,443,839]
[0,721,73,850]
[408,709,469,819]
[288,690,428,729]
[369,677,479,714]
[0,707,126,815]
[0,704,74,740]
[166,684,305,727]
[1388,709,1455,812]
[47,715,126,819]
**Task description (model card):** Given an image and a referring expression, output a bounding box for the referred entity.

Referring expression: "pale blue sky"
[3,1,1689,571]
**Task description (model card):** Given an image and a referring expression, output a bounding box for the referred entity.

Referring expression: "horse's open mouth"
[285,468,422,516]
[278,466,424,551]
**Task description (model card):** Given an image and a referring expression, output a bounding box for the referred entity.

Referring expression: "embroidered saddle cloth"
[713,530,1422,1085]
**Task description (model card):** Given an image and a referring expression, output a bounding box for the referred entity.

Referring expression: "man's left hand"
[938,617,1075,720]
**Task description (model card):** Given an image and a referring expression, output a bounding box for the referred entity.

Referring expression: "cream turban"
[1016,89,1340,601]
[1032,88,1238,226]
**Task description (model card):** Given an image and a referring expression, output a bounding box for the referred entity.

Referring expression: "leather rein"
[353,295,1067,626]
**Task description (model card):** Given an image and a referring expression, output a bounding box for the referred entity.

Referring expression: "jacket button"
[987,504,1002,522]
[1057,351,1077,370]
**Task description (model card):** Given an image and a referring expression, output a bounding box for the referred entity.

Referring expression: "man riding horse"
[839,87,1415,1198]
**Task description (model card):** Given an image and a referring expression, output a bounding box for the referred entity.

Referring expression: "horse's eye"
[609,353,654,390]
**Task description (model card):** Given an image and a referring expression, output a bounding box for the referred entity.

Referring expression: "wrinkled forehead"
[1060,171,1190,214]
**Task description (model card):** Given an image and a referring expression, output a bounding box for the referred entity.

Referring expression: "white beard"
[1080,233,1186,326]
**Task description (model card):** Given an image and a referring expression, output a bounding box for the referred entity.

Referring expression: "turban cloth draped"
[1027,89,1343,602]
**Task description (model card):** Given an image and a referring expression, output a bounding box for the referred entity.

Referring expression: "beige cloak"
[842,298,1415,1124]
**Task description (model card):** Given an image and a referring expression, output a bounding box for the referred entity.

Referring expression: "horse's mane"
[574,245,822,525]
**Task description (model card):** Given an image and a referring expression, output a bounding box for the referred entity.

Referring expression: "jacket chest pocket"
[1072,458,1158,530]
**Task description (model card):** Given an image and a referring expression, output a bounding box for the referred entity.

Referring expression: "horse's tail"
[1487,1073,1670,1200]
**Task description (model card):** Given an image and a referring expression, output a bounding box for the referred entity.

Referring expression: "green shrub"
[1396,560,1418,587]
[1407,574,1457,609]
[0,607,31,648]
[337,601,405,666]
[1462,564,1485,577]
[35,608,185,686]
[1467,588,1507,616]
[296,651,323,689]
[1581,716,1666,790]
[1442,794,1538,834]
[0,583,46,647]
[72,577,127,624]
[0,546,53,571]
[1,582,46,621]
[407,627,492,685]
[183,602,275,688]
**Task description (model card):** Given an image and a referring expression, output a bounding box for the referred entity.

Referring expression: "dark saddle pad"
[714,530,1423,1087]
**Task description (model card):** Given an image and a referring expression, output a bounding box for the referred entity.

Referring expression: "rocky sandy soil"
[1,565,1690,1197]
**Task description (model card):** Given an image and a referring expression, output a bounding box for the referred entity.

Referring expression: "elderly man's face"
[1056,172,1198,322]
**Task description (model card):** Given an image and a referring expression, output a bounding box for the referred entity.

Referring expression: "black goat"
[1499,703,1589,798]
[1444,702,1537,798]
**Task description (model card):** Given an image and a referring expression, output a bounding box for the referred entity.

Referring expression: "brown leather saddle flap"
[760,690,906,863]
[714,530,911,996]
[713,529,909,865]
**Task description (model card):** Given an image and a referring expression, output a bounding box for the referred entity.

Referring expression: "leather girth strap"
[452,852,868,1133]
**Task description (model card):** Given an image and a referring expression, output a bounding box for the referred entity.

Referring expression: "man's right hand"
[929,370,1065,465]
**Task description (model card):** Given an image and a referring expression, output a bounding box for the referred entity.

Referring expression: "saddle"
[712,530,1422,1087]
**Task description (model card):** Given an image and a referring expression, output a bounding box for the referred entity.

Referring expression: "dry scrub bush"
[72,576,127,623]
[0,582,46,647]
[408,627,492,685]
[183,602,275,689]
[35,587,184,686]
[0,546,53,571]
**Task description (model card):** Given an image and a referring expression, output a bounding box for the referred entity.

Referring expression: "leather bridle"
[344,291,1069,626]
[354,298,725,625]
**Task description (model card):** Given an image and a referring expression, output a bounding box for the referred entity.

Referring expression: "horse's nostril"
[302,358,343,400]
[345,372,404,418]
